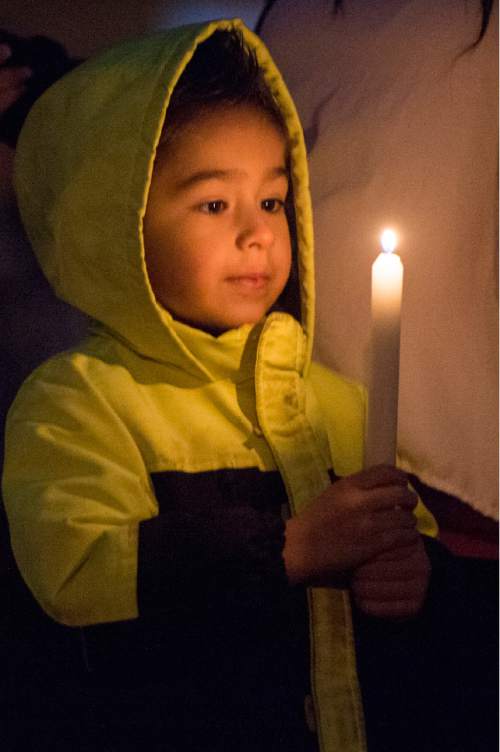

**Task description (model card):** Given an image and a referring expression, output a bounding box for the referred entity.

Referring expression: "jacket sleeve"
[138,507,287,617]
[2,356,288,628]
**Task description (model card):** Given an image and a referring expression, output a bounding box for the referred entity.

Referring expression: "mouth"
[226,274,270,291]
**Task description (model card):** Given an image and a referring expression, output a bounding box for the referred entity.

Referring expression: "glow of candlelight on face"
[380,228,398,254]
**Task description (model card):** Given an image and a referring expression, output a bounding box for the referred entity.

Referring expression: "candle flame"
[380,228,398,254]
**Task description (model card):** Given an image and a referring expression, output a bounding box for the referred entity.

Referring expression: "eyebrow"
[175,166,288,192]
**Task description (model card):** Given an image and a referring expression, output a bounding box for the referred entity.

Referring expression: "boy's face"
[143,104,292,334]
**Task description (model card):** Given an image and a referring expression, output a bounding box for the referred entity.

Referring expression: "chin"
[190,304,272,334]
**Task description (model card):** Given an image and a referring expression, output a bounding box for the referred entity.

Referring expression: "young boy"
[3,20,434,752]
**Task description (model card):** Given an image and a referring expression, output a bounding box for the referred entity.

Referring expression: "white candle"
[365,229,403,467]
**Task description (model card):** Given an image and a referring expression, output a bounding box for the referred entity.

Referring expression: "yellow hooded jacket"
[3,18,436,752]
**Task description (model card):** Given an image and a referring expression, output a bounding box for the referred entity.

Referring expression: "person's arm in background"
[0,29,82,148]
[0,43,31,113]
[0,32,87,587]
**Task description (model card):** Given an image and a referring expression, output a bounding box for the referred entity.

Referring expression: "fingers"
[360,541,424,564]
[349,483,418,515]
[300,469,420,582]
[373,484,417,511]
[349,464,409,490]
[370,507,417,533]
[352,543,431,590]
[352,574,427,601]
[348,513,417,565]
[351,539,431,618]
[359,534,430,572]
[340,466,417,511]
[373,523,419,554]
[353,597,426,619]
[358,509,417,558]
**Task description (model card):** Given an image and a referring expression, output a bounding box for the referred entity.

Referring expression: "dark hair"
[256,0,342,33]
[256,0,494,48]
[469,0,494,48]
[161,29,286,147]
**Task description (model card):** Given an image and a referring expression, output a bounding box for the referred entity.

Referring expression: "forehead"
[154,104,288,173]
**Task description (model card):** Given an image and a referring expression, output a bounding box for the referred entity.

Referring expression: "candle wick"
[380,228,398,254]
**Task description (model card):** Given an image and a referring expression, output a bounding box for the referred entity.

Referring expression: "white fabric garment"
[260,0,498,519]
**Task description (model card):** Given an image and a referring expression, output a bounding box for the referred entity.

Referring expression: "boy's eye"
[200,200,227,214]
[261,198,285,213]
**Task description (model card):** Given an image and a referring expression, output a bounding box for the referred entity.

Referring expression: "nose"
[235,208,274,251]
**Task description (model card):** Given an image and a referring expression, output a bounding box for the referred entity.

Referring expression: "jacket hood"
[14,19,314,379]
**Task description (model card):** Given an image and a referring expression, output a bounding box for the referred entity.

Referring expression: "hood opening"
[14,19,314,376]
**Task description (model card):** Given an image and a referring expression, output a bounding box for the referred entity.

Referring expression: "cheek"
[144,217,183,289]
[146,242,211,310]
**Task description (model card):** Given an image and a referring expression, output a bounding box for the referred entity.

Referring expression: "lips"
[226,274,270,291]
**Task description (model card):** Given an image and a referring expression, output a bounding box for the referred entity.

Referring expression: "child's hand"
[350,537,431,619]
[284,465,419,586]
